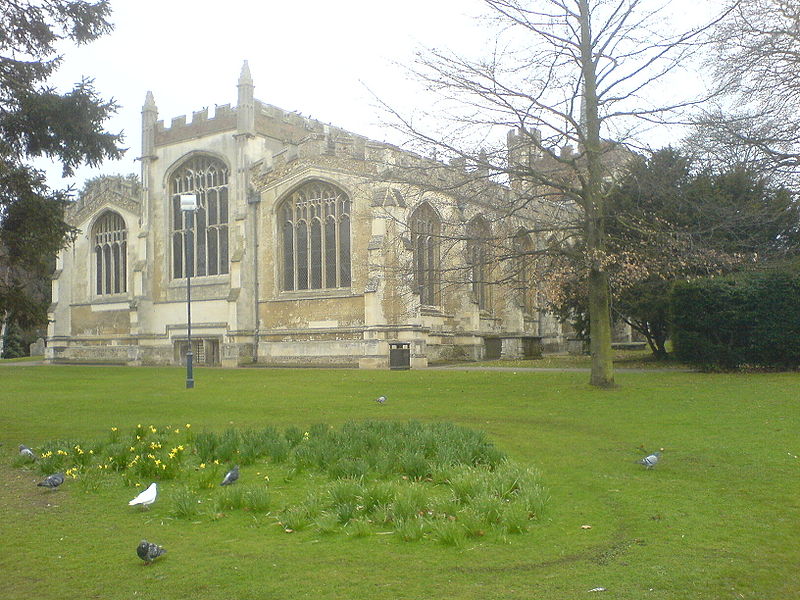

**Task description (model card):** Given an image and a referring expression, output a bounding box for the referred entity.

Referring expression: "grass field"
[1,363,798,599]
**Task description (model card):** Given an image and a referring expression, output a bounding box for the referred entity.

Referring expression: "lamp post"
[180,194,197,388]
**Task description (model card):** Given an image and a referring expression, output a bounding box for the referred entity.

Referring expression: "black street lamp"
[180,193,197,388]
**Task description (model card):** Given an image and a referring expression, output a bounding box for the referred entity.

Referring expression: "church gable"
[68,175,141,227]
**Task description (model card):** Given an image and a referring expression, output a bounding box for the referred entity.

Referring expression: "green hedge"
[670,271,800,370]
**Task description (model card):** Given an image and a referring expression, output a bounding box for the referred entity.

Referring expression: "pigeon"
[220,465,239,486]
[128,482,158,509]
[19,445,36,460]
[375,395,386,404]
[37,472,64,490]
[637,451,661,469]
[136,540,166,565]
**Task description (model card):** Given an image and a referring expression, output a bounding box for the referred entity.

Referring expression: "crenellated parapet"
[154,104,238,146]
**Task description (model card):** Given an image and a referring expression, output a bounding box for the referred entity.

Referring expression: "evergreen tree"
[0,1,123,330]
[551,148,800,357]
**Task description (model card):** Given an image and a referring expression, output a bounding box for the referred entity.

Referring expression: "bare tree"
[381,0,728,387]
[692,0,800,182]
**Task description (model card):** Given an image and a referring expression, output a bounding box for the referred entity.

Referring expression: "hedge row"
[670,271,800,370]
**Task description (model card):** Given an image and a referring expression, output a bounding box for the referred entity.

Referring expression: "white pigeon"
[19,444,36,460]
[637,451,661,469]
[375,395,386,404]
[129,482,158,509]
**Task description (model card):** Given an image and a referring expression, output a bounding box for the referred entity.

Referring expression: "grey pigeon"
[137,540,166,565]
[37,472,65,489]
[637,451,661,469]
[19,445,36,460]
[221,465,239,486]
[375,395,386,404]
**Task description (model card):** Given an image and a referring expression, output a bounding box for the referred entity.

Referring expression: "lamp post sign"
[180,194,197,388]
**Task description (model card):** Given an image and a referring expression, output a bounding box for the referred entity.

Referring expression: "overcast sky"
[42,0,712,192]
[42,0,488,190]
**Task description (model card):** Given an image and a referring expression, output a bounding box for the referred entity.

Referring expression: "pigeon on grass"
[37,472,64,490]
[19,445,36,460]
[221,465,239,486]
[128,482,158,509]
[375,395,386,404]
[637,451,662,469]
[137,540,166,565]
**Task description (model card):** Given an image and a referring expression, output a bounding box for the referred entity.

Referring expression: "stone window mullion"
[93,211,128,296]
[279,182,351,292]
[170,156,229,279]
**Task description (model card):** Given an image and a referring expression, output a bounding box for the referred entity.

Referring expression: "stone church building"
[46,63,567,368]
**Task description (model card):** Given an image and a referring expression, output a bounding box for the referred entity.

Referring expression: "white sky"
[41,0,712,192]
[42,0,487,190]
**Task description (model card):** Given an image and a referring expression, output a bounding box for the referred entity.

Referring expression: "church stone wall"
[47,63,560,369]
[70,306,131,336]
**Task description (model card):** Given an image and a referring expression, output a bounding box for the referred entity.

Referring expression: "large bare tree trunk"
[580,0,615,387]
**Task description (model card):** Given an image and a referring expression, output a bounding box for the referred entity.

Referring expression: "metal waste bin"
[389,342,411,370]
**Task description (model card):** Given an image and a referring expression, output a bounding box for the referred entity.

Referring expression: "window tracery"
[410,203,441,306]
[514,230,536,315]
[170,156,229,278]
[93,211,127,295]
[467,216,492,311]
[279,181,351,291]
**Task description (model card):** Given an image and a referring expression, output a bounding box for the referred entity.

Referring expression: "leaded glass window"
[170,156,229,278]
[279,181,351,291]
[467,216,492,311]
[514,230,536,314]
[93,211,127,295]
[410,202,441,306]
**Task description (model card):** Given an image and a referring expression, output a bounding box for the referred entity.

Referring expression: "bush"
[671,271,800,370]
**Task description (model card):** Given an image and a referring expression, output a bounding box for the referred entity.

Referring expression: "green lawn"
[1,365,798,599]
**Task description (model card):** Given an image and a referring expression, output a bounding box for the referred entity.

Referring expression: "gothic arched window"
[170,155,229,279]
[93,211,127,295]
[514,230,536,315]
[467,216,492,311]
[279,181,351,291]
[410,202,441,306]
